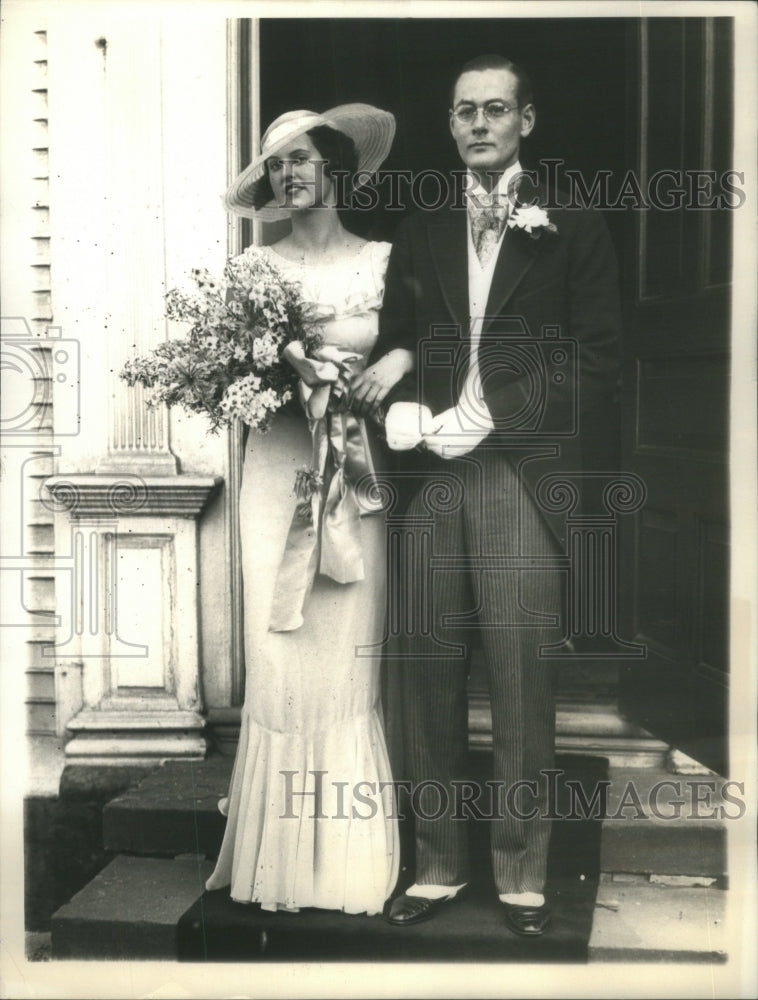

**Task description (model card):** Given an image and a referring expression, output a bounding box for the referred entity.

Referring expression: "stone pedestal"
[44,473,220,765]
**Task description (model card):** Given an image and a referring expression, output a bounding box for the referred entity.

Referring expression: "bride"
[205,104,411,915]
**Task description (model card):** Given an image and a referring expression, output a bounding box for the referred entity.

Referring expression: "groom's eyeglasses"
[450,101,521,124]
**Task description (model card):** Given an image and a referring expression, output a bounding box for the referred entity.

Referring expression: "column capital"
[44,473,222,519]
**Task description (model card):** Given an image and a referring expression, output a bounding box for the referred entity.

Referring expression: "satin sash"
[268,355,379,632]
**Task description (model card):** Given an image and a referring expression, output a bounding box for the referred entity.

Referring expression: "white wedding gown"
[205,241,399,914]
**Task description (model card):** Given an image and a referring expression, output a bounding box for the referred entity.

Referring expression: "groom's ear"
[519,103,536,139]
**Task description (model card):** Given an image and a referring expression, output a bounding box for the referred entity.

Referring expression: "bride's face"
[266,134,333,211]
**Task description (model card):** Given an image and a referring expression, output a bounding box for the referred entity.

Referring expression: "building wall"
[2,10,61,792]
[2,8,239,784]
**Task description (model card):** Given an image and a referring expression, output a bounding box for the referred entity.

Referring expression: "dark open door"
[618,19,733,776]
[253,15,733,772]
[257,14,631,718]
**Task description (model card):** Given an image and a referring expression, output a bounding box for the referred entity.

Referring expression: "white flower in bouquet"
[218,374,292,429]
[251,331,282,369]
[120,246,320,433]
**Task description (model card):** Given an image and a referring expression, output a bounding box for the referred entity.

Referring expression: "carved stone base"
[65,708,206,766]
[44,472,221,766]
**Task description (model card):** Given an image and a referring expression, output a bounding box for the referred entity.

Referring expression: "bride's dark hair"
[251,125,359,210]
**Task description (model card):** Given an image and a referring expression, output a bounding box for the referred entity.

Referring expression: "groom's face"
[449,67,535,184]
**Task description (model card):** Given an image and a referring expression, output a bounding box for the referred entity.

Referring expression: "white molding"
[44,473,221,519]
[223,18,254,706]
[100,22,177,474]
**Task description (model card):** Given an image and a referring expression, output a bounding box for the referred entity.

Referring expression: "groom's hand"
[423,403,494,459]
[385,402,434,450]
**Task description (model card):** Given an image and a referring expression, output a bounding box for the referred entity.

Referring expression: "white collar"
[466,162,522,210]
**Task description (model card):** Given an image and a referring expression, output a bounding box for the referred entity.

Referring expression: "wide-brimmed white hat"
[223,103,396,221]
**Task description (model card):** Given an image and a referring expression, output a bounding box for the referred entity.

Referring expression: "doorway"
[259,18,626,253]
[255,15,629,713]
[239,16,731,773]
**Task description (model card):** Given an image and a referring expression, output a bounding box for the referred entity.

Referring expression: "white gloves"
[385,402,435,450]
[423,403,494,458]
[385,400,494,458]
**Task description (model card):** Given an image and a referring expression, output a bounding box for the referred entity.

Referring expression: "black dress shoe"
[387,889,466,926]
[502,902,551,937]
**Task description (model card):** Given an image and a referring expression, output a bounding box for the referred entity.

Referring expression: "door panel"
[619,18,732,775]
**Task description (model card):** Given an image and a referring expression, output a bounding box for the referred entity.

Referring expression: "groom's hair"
[450,54,534,109]
[251,125,359,210]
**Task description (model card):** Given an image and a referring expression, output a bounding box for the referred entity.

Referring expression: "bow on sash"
[268,343,379,632]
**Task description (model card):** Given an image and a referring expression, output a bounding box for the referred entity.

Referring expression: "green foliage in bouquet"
[120,247,321,433]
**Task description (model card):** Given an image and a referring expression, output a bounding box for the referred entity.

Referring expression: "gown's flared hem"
[227,898,384,917]
[207,240,399,917]
[205,707,399,916]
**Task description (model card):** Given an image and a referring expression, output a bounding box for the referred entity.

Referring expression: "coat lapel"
[426,182,552,329]
[484,224,540,319]
[485,176,547,317]
[428,206,470,333]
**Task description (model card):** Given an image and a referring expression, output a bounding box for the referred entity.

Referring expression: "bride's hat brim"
[223,103,396,222]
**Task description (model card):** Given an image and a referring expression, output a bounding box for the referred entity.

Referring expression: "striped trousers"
[385,448,560,894]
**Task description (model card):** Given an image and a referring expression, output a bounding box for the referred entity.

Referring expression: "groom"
[371,54,621,936]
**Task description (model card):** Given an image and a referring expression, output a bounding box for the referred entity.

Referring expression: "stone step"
[599,766,729,877]
[49,855,727,962]
[102,756,728,878]
[103,756,229,856]
[589,877,726,962]
[50,855,213,959]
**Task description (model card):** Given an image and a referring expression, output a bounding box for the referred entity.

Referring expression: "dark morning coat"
[373,178,622,549]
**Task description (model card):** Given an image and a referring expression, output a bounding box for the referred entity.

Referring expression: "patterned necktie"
[470,199,508,268]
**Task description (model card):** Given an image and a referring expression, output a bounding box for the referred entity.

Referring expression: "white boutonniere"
[507,204,558,239]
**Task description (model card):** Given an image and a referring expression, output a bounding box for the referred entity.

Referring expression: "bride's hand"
[349,349,415,417]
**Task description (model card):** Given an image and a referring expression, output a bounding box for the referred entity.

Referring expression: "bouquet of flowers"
[120,246,321,433]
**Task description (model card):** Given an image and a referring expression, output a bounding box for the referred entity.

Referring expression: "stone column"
[95,24,177,476]
[43,13,233,767]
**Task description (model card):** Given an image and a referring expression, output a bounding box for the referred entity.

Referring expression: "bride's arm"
[348,347,415,417]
